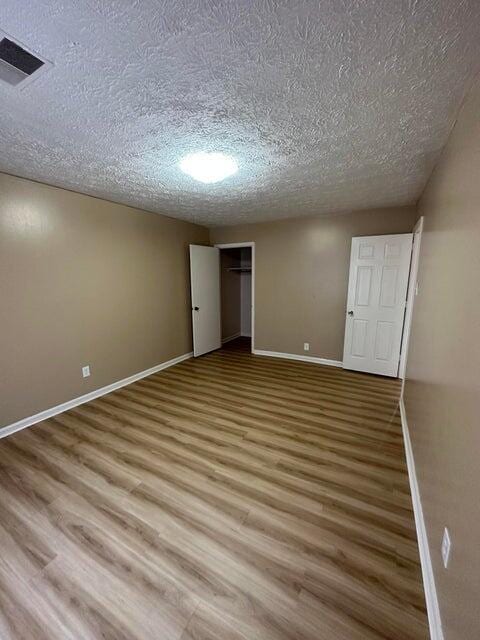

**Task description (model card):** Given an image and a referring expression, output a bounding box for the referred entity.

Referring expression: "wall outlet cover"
[441,527,451,568]
[82,365,91,378]
[304,342,310,351]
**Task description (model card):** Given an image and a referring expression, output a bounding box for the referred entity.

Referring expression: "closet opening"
[217,243,254,353]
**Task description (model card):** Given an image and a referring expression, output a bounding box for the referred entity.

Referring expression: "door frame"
[214,242,255,353]
[399,216,424,382]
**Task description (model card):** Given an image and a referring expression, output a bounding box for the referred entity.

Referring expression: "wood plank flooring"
[0,338,428,639]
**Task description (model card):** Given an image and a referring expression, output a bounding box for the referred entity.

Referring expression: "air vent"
[0,30,51,88]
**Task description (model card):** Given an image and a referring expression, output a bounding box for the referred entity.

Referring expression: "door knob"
[347,310,354,316]
[193,306,199,311]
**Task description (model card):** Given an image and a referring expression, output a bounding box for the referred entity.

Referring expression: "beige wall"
[211,206,416,360]
[220,249,241,340]
[404,76,480,640]
[0,173,209,427]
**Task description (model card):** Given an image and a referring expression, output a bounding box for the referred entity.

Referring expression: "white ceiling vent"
[0,30,52,89]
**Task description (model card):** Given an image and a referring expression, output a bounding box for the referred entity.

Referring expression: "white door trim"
[399,216,424,380]
[215,242,255,353]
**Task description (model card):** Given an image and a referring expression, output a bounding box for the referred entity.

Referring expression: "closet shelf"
[227,266,252,273]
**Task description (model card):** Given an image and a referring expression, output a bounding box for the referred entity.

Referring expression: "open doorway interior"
[219,246,252,351]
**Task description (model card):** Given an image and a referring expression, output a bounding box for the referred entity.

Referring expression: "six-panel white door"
[189,245,221,357]
[342,234,413,377]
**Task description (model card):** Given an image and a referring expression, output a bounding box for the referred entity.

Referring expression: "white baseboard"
[399,397,444,640]
[253,349,342,368]
[0,351,193,440]
[221,332,241,344]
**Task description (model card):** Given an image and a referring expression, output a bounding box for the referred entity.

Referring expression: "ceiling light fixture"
[179,152,238,184]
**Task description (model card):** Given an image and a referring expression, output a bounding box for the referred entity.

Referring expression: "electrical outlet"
[441,527,451,568]
[304,342,310,352]
[82,365,90,378]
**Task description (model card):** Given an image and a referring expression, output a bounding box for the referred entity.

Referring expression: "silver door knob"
[347,310,354,316]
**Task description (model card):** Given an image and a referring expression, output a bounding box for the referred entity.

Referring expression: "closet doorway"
[215,242,255,353]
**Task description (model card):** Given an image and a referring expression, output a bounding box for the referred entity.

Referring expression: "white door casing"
[343,234,413,377]
[189,245,221,357]
[399,217,424,381]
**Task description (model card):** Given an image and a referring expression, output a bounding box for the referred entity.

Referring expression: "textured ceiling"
[0,1,479,226]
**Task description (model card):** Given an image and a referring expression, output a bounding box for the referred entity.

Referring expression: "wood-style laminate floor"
[0,338,428,640]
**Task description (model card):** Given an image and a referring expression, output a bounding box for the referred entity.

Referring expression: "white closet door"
[189,245,221,357]
[343,234,413,377]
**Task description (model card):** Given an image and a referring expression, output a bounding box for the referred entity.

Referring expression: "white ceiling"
[0,1,479,227]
